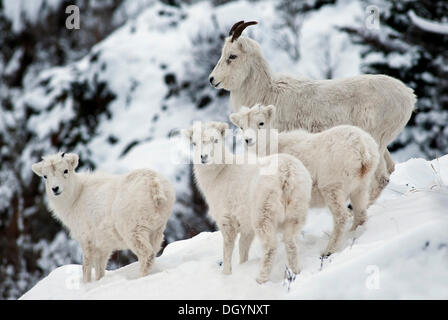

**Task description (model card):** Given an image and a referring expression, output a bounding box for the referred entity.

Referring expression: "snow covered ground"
[21,155,448,300]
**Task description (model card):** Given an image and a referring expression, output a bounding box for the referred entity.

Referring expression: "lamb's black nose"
[201,154,208,161]
[52,186,59,193]
[245,138,252,144]
[209,76,214,84]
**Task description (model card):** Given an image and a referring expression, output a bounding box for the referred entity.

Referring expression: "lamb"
[31,152,175,282]
[182,121,312,283]
[229,104,380,256]
[209,20,416,204]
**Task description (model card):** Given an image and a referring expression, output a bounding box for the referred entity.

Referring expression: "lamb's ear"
[210,122,229,137]
[181,128,193,142]
[229,113,241,128]
[64,153,79,170]
[31,161,44,177]
[262,105,276,120]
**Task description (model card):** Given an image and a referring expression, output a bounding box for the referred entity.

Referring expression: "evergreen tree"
[341,0,448,158]
[275,0,337,62]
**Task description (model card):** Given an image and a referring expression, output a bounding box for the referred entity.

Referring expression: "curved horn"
[229,20,244,36]
[231,21,258,42]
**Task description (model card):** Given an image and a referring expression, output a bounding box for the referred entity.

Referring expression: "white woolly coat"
[49,169,175,252]
[215,36,416,151]
[193,152,312,233]
[272,125,380,207]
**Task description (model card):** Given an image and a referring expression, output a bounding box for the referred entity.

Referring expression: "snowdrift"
[20,156,448,299]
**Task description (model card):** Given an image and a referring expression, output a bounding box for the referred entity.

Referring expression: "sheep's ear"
[181,128,194,142]
[229,113,241,128]
[31,161,44,177]
[262,105,276,120]
[210,122,229,137]
[64,153,79,170]
[237,38,248,53]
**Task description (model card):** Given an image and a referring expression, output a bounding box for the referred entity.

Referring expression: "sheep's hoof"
[350,220,366,232]
[290,268,300,275]
[222,268,232,275]
[256,277,268,284]
[320,252,332,260]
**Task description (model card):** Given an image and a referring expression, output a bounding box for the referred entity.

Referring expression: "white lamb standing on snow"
[182,121,312,283]
[32,152,175,282]
[230,104,380,256]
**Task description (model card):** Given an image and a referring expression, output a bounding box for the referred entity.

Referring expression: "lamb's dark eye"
[192,142,197,146]
[259,122,264,127]
[64,169,68,174]
[43,175,47,179]
[229,54,237,60]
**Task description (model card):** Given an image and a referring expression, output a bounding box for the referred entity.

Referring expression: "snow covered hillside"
[21,156,448,300]
[1,0,373,299]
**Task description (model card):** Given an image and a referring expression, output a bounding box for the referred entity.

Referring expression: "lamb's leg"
[81,243,93,283]
[256,228,277,284]
[384,148,395,175]
[129,226,154,277]
[283,222,300,275]
[369,156,390,206]
[283,197,307,275]
[94,250,110,281]
[220,222,237,275]
[239,231,254,264]
[349,185,370,231]
[150,226,165,257]
[282,194,308,275]
[321,185,350,256]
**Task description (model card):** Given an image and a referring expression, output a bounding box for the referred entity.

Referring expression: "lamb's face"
[32,152,79,198]
[182,122,228,165]
[209,37,252,91]
[229,104,276,147]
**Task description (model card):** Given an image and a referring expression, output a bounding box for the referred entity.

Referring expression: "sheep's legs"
[81,243,93,283]
[283,222,300,275]
[349,185,369,231]
[94,250,110,281]
[129,227,154,277]
[256,229,277,284]
[321,185,349,256]
[369,156,390,206]
[221,223,237,275]
[384,148,395,175]
[239,231,254,264]
[150,226,165,257]
[283,197,307,275]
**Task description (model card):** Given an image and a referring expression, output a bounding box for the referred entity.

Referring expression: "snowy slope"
[21,156,448,300]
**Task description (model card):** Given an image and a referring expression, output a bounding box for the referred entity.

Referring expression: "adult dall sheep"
[32,152,175,282]
[183,121,312,283]
[230,104,380,256]
[209,20,416,204]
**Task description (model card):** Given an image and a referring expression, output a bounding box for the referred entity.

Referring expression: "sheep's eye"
[229,54,237,60]
[64,169,68,174]
[43,175,47,179]
[258,122,264,127]
[192,142,196,146]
